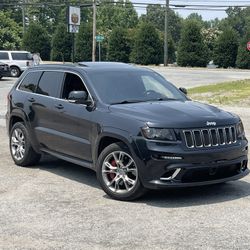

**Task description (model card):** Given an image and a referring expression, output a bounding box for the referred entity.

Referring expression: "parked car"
[0,50,33,77]
[0,61,10,79]
[6,62,249,200]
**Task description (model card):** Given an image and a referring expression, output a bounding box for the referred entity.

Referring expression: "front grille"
[183,126,237,148]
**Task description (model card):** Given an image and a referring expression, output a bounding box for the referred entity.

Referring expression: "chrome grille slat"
[183,126,237,148]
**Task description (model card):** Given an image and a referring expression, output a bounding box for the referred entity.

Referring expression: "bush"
[177,20,208,67]
[22,22,51,60]
[213,27,239,68]
[130,22,162,65]
[51,24,72,62]
[236,29,250,69]
[108,28,130,62]
[75,23,92,62]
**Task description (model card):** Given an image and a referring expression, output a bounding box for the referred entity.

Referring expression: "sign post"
[247,41,250,51]
[95,35,104,62]
[68,6,81,63]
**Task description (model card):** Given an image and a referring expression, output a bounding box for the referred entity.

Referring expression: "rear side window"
[0,52,9,60]
[11,52,31,60]
[19,71,42,93]
[36,71,64,97]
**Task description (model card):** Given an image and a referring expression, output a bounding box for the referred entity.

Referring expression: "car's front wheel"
[97,142,146,201]
[10,122,41,166]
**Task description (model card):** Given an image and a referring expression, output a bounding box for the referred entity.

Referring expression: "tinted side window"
[11,52,30,60]
[37,71,64,97]
[0,52,9,60]
[62,73,87,99]
[19,71,42,93]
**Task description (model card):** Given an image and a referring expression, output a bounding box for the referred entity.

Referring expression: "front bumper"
[134,138,249,189]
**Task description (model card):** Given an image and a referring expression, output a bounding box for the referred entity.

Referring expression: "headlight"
[236,121,245,137]
[141,127,176,141]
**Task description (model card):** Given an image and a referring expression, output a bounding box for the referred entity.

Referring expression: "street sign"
[96,35,104,42]
[247,41,250,51]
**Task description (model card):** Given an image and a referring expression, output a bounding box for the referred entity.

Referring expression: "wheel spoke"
[123,177,130,191]
[125,176,135,186]
[104,161,117,170]
[112,152,119,166]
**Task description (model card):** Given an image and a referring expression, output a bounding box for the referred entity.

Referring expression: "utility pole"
[22,0,26,33]
[92,0,97,62]
[164,0,169,66]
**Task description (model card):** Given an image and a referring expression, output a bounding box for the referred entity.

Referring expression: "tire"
[96,142,146,201]
[10,66,21,77]
[0,75,2,80]
[9,122,41,166]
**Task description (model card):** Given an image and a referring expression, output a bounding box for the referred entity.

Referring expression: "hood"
[109,100,239,128]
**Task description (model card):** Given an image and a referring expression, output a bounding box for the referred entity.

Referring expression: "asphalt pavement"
[0,69,250,249]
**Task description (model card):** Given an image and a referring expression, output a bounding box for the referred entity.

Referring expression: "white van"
[0,51,33,77]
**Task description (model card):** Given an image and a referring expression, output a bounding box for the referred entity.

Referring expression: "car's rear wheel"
[10,66,21,77]
[10,122,41,166]
[97,142,146,201]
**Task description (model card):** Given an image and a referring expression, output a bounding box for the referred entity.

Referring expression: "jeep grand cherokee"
[6,62,249,200]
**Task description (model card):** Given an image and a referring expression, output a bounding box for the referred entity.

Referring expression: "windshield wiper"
[147,97,178,102]
[110,99,144,105]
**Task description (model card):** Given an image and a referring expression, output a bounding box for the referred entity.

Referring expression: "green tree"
[202,27,222,61]
[75,23,92,62]
[236,29,250,69]
[0,11,22,49]
[144,4,182,43]
[22,22,51,60]
[213,28,239,68]
[108,28,130,62]
[221,7,250,36]
[130,22,162,65]
[51,24,72,62]
[177,20,208,67]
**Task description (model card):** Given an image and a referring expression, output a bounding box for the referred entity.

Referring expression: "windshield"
[88,70,187,104]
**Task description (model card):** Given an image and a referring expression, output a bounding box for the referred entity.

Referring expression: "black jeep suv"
[6,62,249,200]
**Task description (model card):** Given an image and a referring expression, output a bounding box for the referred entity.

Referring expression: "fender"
[9,108,41,153]
[93,126,143,168]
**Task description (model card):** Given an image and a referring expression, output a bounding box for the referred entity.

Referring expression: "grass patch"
[188,79,250,106]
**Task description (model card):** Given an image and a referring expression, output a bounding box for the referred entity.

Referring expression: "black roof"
[28,62,150,74]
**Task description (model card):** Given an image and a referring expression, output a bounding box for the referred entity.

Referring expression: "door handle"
[55,104,64,109]
[28,97,35,102]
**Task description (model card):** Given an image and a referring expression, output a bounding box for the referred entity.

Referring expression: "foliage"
[189,79,250,106]
[75,23,93,62]
[0,11,22,50]
[22,22,51,60]
[221,7,250,36]
[236,29,250,69]
[144,4,182,43]
[51,24,72,62]
[177,20,209,67]
[213,27,239,68]
[130,22,162,65]
[108,28,131,62]
[97,0,138,32]
[201,28,222,61]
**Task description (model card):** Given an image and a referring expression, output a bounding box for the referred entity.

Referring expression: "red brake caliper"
[109,159,116,180]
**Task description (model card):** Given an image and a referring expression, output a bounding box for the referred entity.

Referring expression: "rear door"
[32,71,65,152]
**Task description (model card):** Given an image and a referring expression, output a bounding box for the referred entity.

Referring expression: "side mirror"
[68,91,89,104]
[179,87,188,95]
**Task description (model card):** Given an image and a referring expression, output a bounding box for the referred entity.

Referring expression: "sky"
[131,0,250,20]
